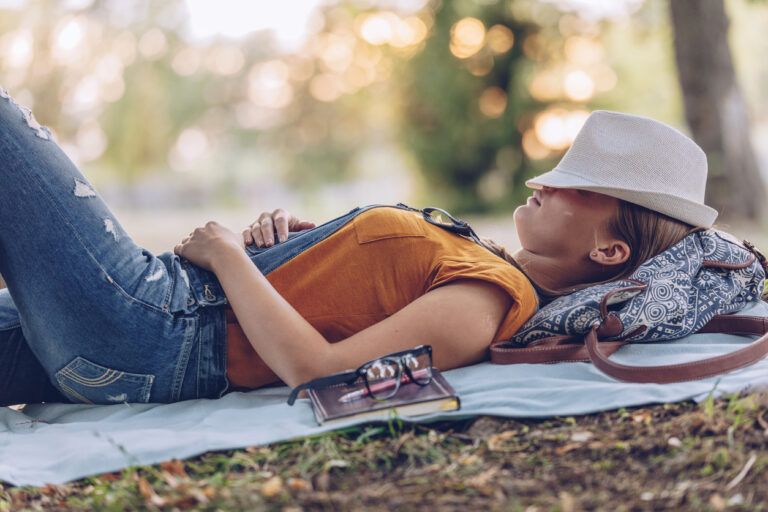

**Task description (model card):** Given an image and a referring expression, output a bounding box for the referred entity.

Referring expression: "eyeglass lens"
[362,350,433,400]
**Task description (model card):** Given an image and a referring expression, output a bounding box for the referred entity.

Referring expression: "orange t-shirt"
[226,207,537,388]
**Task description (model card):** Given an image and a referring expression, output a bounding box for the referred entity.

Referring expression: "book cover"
[306,369,460,426]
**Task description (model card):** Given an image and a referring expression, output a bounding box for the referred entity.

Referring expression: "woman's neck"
[511,248,603,296]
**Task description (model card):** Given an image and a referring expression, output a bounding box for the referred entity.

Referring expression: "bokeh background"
[1,0,767,254]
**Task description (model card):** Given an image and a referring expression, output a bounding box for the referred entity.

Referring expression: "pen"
[338,368,431,403]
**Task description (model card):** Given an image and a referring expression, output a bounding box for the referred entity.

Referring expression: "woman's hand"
[244,209,316,248]
[174,221,243,272]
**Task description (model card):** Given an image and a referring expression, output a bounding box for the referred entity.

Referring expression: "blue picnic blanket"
[2,300,768,486]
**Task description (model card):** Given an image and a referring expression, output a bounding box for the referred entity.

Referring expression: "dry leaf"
[487,430,518,451]
[559,491,576,512]
[160,470,180,489]
[709,493,726,511]
[631,412,651,423]
[138,477,167,507]
[287,477,313,492]
[161,459,188,478]
[262,475,283,497]
[466,467,498,488]
[571,431,593,442]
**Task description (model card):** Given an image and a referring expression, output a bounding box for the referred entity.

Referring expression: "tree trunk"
[669,0,765,220]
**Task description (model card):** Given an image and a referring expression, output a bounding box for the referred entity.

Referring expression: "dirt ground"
[3,391,768,511]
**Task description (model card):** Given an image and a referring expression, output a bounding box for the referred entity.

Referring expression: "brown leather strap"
[491,337,626,364]
[491,313,768,383]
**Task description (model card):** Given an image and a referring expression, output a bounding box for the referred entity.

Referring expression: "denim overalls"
[0,87,388,406]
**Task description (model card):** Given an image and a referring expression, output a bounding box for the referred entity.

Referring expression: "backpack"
[490,230,768,383]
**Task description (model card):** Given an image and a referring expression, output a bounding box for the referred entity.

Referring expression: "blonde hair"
[483,200,699,301]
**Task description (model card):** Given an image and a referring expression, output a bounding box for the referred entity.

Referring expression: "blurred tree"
[400,2,546,213]
[669,0,766,220]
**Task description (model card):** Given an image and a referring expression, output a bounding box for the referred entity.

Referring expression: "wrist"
[211,241,248,274]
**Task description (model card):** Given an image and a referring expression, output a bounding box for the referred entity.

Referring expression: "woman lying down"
[0,91,717,406]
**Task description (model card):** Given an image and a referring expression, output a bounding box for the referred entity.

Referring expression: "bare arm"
[175,222,511,388]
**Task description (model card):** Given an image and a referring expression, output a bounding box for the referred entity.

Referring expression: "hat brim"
[526,168,718,228]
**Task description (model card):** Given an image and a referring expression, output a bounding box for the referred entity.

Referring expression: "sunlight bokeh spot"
[66,76,100,114]
[112,31,137,66]
[172,47,202,76]
[320,36,354,72]
[99,76,125,103]
[478,86,507,118]
[138,28,168,60]
[206,45,245,75]
[404,17,428,46]
[169,127,210,172]
[564,36,603,66]
[94,54,124,83]
[287,56,315,81]
[528,69,562,101]
[248,60,293,109]
[309,73,343,102]
[450,17,485,59]
[4,29,34,69]
[344,65,376,90]
[564,70,594,101]
[470,51,495,76]
[486,25,514,54]
[594,64,617,92]
[534,109,571,150]
[53,17,87,64]
[235,101,283,130]
[522,128,551,160]
[359,12,394,46]
[76,119,108,162]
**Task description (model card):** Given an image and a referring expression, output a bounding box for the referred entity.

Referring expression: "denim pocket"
[55,356,154,404]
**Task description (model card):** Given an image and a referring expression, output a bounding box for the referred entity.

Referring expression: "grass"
[4,391,768,511]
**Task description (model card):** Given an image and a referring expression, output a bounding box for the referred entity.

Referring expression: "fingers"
[272,208,289,243]
[258,212,275,247]
[295,220,316,230]
[246,210,316,248]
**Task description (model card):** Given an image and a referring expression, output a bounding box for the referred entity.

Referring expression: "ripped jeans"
[0,88,367,406]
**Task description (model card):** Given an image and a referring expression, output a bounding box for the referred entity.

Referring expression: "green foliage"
[401,2,546,212]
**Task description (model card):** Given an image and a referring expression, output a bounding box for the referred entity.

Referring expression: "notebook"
[306,369,460,425]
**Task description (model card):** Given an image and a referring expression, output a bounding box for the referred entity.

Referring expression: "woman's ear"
[589,241,630,266]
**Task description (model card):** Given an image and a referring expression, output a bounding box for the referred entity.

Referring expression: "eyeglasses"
[421,207,482,246]
[287,345,433,405]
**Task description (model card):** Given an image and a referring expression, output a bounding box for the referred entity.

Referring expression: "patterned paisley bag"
[491,230,768,383]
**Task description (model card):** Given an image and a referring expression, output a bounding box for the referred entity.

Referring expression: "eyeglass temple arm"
[287,372,359,405]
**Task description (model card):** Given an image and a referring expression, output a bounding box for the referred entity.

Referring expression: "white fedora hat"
[526,110,718,227]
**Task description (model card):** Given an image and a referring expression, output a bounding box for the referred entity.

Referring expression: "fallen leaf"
[571,431,593,442]
[161,459,188,478]
[709,493,726,511]
[631,412,651,423]
[459,453,482,466]
[487,430,518,451]
[560,491,576,512]
[160,470,180,489]
[262,475,283,497]
[138,477,167,507]
[287,477,313,492]
[466,467,498,488]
